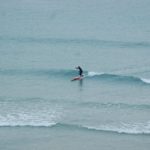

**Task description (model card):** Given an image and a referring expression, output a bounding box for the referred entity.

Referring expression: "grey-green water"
[0,0,150,149]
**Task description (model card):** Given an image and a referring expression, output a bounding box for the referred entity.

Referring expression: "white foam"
[141,78,150,84]
[88,71,104,77]
[84,121,150,134]
[0,108,61,127]
[0,113,57,127]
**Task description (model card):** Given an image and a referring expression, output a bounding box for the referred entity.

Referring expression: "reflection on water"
[78,79,83,91]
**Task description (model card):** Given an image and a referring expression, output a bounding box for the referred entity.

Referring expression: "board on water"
[71,76,84,81]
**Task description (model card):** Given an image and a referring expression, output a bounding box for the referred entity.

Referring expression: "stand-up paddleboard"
[71,76,84,81]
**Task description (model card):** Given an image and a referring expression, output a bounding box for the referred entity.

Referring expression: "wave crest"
[87,71,150,85]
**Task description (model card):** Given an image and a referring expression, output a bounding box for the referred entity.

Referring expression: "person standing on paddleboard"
[76,66,83,77]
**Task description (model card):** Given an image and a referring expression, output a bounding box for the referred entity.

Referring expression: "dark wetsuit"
[77,66,83,76]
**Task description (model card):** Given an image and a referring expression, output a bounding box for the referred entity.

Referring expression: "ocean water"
[0,0,150,149]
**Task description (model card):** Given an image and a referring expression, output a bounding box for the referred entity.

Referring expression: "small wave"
[0,36,150,48]
[1,122,149,135]
[50,122,150,135]
[82,122,150,135]
[78,102,150,110]
[0,68,150,85]
[87,72,150,85]
[1,97,150,110]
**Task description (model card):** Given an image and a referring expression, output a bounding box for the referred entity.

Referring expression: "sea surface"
[0,0,150,150]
